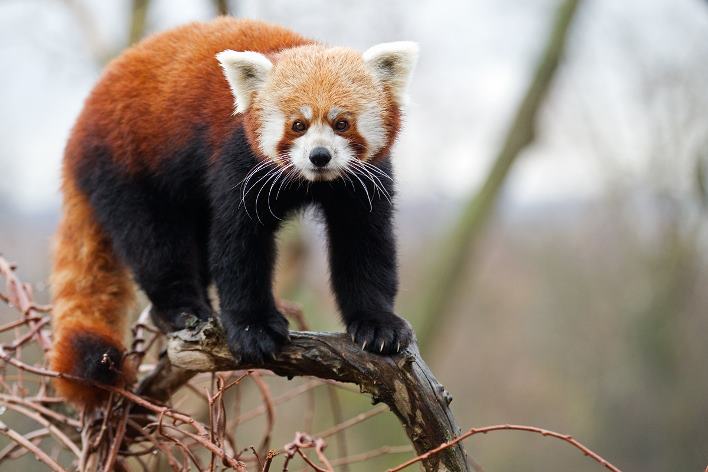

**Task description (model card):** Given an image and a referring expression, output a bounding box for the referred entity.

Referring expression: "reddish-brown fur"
[50,178,135,407]
[249,45,401,162]
[65,18,312,175]
[52,17,403,407]
[53,18,312,407]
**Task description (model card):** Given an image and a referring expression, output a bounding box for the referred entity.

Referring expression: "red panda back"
[68,18,312,174]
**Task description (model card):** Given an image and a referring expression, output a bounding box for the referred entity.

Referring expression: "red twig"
[315,403,388,439]
[0,401,81,458]
[251,371,275,457]
[283,432,333,472]
[233,379,321,425]
[388,424,622,472]
[329,445,413,467]
[7,317,50,350]
[0,420,67,472]
[102,404,131,472]
[150,422,246,471]
[0,428,51,461]
[0,393,81,428]
[325,385,348,470]
[261,449,279,472]
[0,257,51,351]
[0,316,43,334]
[151,422,205,470]
[0,346,247,470]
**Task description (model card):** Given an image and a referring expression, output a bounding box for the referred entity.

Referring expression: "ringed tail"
[50,175,136,408]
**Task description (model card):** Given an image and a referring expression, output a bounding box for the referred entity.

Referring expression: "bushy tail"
[50,178,135,408]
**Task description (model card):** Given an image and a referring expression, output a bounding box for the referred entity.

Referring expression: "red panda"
[50,17,418,407]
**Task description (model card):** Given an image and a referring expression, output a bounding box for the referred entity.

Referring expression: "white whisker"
[233,160,272,191]
[346,166,373,212]
[254,166,284,224]
[340,171,356,191]
[239,160,276,216]
[277,166,300,200]
[360,160,393,181]
[266,163,294,220]
[350,160,392,204]
[241,162,283,221]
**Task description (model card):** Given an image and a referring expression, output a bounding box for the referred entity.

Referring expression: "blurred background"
[1,0,707,470]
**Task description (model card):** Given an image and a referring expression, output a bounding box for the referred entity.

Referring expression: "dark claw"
[346,312,413,356]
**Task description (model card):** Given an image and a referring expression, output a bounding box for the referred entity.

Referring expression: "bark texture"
[141,319,469,472]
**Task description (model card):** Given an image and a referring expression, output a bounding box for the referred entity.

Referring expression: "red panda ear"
[363,41,419,107]
[216,50,273,114]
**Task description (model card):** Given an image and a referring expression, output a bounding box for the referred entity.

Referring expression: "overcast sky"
[1,0,706,214]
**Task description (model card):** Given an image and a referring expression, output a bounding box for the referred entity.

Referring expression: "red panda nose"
[309,147,332,167]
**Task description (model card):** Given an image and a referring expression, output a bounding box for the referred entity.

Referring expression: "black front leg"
[209,181,290,364]
[322,183,413,355]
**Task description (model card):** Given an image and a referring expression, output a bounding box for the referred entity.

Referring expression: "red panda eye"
[334,119,349,132]
[292,120,307,132]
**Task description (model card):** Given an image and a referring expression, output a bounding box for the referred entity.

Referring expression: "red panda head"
[216,42,418,181]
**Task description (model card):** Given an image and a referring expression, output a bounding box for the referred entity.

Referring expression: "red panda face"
[217,42,418,181]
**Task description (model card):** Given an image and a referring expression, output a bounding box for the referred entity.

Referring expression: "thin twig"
[388,424,622,472]
[261,449,279,472]
[329,445,413,467]
[0,257,52,351]
[0,420,67,472]
[0,393,81,428]
[325,386,348,471]
[284,433,333,472]
[7,317,50,350]
[251,371,275,457]
[234,379,321,424]
[102,405,131,472]
[0,428,50,462]
[0,316,43,333]
[0,402,81,458]
[315,404,388,439]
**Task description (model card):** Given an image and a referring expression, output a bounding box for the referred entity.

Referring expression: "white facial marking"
[327,107,344,121]
[357,103,386,159]
[289,123,355,181]
[258,104,286,160]
[300,106,313,121]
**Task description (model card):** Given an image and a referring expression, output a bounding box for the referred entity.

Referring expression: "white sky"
[0,0,706,214]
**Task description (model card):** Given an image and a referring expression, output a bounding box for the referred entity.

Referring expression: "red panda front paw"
[346,312,413,355]
[150,304,213,334]
[223,310,291,364]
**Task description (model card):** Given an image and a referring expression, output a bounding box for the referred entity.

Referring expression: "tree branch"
[141,319,470,472]
[413,0,583,353]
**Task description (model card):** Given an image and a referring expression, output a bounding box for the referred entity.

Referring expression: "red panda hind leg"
[50,179,136,408]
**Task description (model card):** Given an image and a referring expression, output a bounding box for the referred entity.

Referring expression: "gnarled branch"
[139,319,470,472]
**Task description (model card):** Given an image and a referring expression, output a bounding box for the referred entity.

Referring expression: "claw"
[361,340,367,351]
[380,341,385,352]
[397,342,401,353]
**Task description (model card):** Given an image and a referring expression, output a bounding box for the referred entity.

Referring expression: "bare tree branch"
[414,0,584,353]
[128,0,150,46]
[214,0,230,16]
[148,319,471,472]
